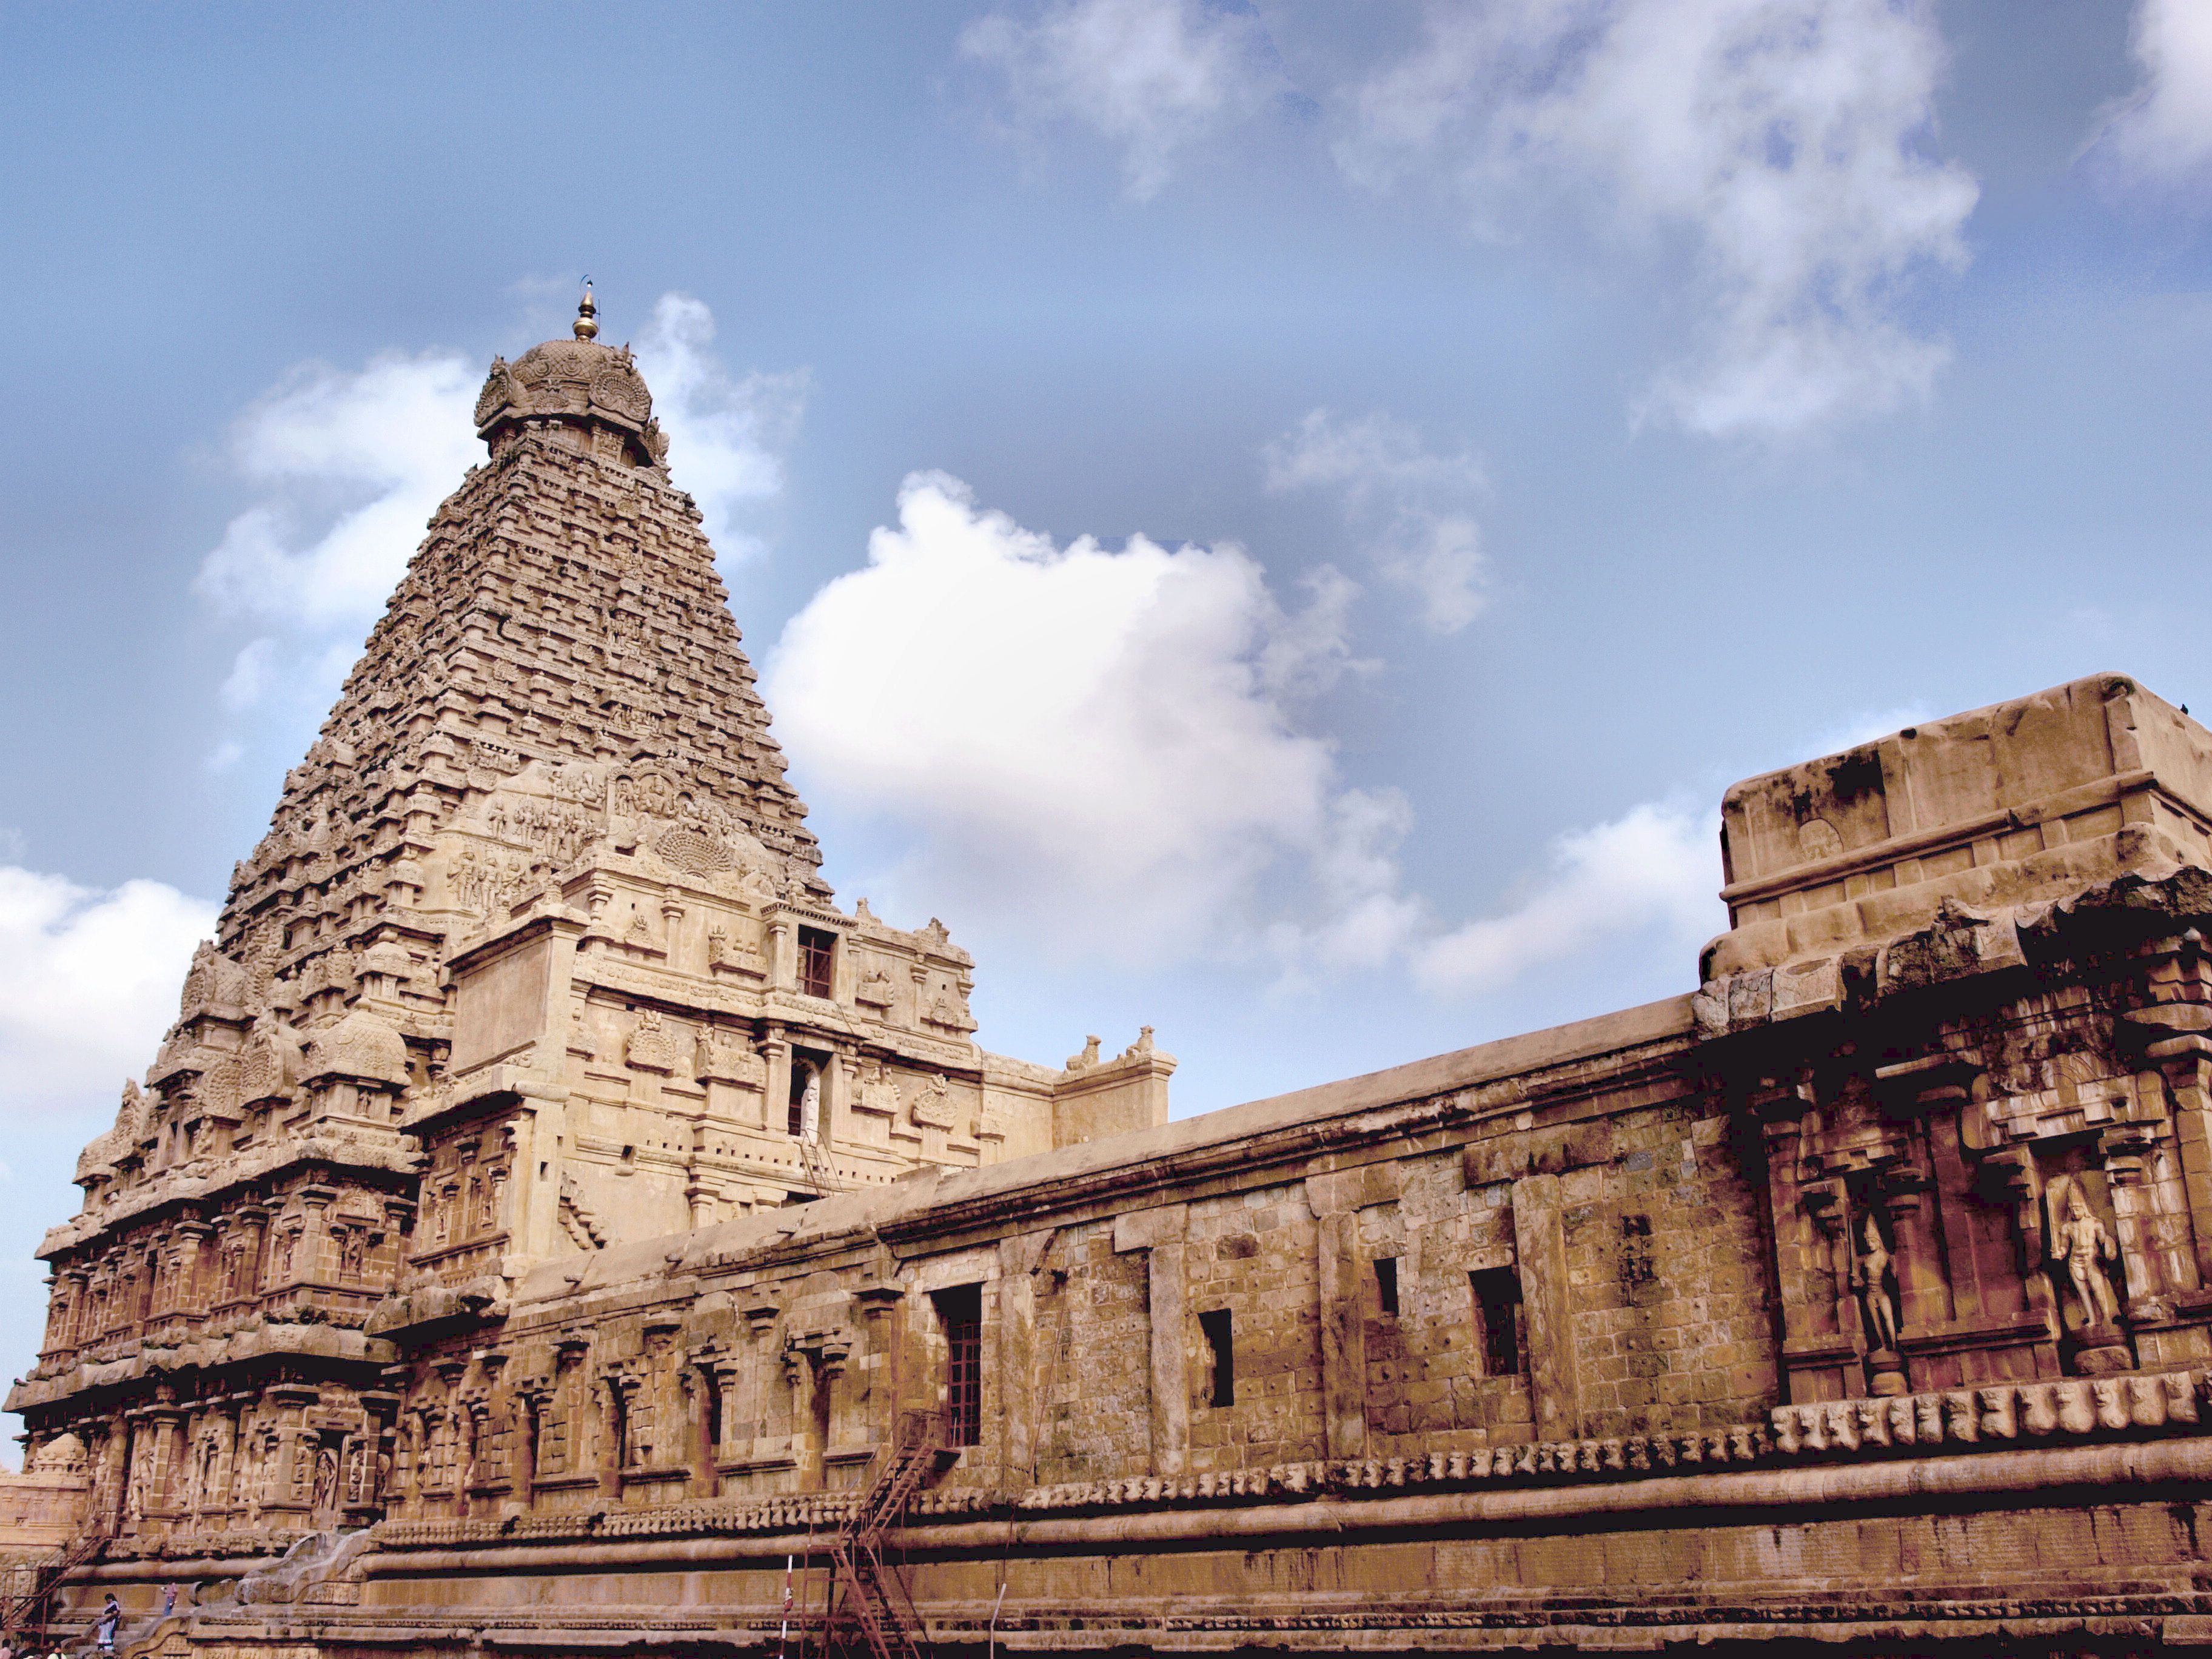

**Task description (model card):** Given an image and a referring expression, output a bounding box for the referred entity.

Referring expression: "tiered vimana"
[6,289,1169,1566]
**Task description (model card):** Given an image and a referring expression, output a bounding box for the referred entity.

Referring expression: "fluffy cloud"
[1339,0,1978,438]
[195,351,481,633]
[2091,0,2212,190]
[764,472,1409,967]
[962,0,1286,200]
[1263,409,1487,633]
[191,296,800,740]
[635,293,809,554]
[1414,801,1723,993]
[0,866,216,1120]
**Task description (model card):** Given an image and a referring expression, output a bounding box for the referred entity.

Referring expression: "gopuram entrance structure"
[12,293,2212,1658]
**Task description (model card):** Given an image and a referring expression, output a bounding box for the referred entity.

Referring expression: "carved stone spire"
[218,318,827,979]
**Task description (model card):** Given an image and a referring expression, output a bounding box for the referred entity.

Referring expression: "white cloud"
[1415,800,1723,993]
[219,636,278,713]
[634,293,808,555]
[195,352,481,632]
[962,0,1286,200]
[1339,0,1977,438]
[0,867,218,1121]
[1264,409,1488,632]
[2091,0,2212,190]
[764,472,1406,968]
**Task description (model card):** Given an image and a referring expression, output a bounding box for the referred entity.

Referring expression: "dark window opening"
[609,1385,632,1470]
[936,1282,984,1447]
[1471,1267,1524,1378]
[1199,1308,1235,1407]
[798,927,837,999]
[702,1374,723,1456]
[1375,1256,1400,1318]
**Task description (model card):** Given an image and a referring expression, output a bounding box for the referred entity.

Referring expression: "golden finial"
[574,280,599,341]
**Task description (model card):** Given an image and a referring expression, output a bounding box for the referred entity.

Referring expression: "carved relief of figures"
[797,1068,823,1142]
[2048,1178,2125,1329]
[907,1072,955,1131]
[924,982,977,1032]
[694,1027,765,1090]
[312,1444,340,1512]
[480,1169,504,1232]
[627,1009,678,1071]
[856,963,895,1007]
[707,923,764,973]
[1851,1212,1901,1353]
[339,1227,367,1282]
[851,1057,899,1117]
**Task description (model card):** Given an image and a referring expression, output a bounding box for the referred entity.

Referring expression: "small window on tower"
[1375,1256,1400,1317]
[1199,1309,1235,1407]
[798,927,836,1000]
[1470,1266,1524,1378]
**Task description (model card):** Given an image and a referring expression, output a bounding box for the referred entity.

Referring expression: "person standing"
[95,1594,122,1655]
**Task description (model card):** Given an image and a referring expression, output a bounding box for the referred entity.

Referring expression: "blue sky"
[2,0,2210,1452]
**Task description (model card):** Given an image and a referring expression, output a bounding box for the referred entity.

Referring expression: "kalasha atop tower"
[8,292,1170,1541]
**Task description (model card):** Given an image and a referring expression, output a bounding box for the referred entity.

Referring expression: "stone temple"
[10,293,2212,1658]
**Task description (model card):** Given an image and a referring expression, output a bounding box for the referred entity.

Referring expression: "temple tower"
[7,293,1171,1546]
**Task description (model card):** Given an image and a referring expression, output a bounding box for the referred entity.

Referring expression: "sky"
[2,0,2211,1454]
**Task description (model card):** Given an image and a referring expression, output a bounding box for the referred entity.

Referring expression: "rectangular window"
[936,1283,983,1447]
[797,927,837,999]
[1470,1267,1524,1378]
[1199,1308,1235,1407]
[1375,1256,1400,1317]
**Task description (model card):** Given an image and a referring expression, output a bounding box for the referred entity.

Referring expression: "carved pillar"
[1749,1076,1862,1403]
[823,1049,850,1153]
[106,1417,135,1532]
[141,1391,186,1522]
[996,1233,1051,1486]
[599,1373,637,1496]
[768,917,793,993]
[686,1344,739,1496]
[854,1281,906,1450]
[760,1027,791,1140]
[173,1219,213,1319]
[511,1376,550,1508]
[817,1332,855,1476]
[299,1184,338,1285]
[232,1204,270,1304]
[264,1382,318,1517]
[743,1296,782,1456]
[1509,1172,1583,1439]
[1111,1204,1189,1476]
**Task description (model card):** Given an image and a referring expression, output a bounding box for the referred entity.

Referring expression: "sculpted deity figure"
[1850,1211,1900,1353]
[2051,1183,2124,1327]
[798,1067,823,1142]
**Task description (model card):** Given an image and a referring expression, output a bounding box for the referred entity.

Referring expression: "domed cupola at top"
[472,284,669,468]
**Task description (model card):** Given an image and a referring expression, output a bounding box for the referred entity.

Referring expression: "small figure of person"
[161,1583,177,1617]
[2053,1182,2125,1327]
[95,1592,122,1654]
[1851,1211,1902,1353]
